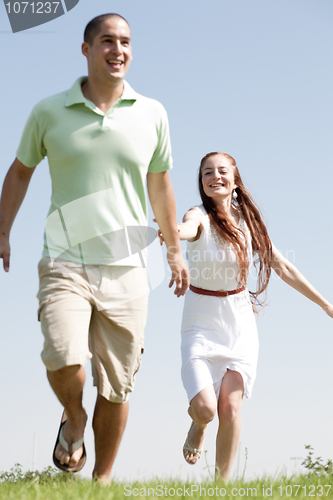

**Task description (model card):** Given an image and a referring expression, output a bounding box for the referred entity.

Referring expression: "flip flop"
[183,422,203,465]
[53,410,87,473]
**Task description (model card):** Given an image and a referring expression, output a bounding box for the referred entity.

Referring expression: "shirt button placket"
[102,112,113,129]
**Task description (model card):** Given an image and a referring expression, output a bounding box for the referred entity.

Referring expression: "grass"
[0,467,333,500]
[1,448,333,500]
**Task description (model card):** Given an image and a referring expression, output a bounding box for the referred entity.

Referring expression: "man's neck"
[81,77,124,114]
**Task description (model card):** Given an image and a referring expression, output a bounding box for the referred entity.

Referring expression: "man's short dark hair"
[84,14,130,46]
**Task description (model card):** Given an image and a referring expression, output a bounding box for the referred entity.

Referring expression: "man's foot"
[53,408,87,472]
[183,421,207,465]
[92,469,111,485]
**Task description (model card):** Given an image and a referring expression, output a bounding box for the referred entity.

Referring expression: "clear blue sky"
[0,0,332,481]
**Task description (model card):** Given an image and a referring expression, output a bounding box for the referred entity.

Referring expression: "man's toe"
[68,446,83,467]
[56,444,69,465]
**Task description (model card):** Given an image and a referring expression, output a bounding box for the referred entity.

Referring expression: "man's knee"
[48,364,82,375]
[47,365,85,388]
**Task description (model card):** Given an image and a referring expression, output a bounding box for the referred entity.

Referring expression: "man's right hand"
[167,249,189,297]
[0,236,10,272]
[0,158,36,273]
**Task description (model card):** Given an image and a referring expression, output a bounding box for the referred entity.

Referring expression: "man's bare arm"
[0,158,36,272]
[147,171,189,297]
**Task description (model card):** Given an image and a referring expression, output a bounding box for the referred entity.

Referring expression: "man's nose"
[112,40,122,54]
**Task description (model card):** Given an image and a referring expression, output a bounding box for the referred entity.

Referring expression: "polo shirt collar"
[66,77,138,109]
[121,81,138,101]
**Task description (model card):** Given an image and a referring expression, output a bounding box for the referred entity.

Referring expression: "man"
[0,13,188,483]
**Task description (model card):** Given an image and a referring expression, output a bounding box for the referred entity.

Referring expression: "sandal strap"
[184,437,202,457]
[59,427,84,455]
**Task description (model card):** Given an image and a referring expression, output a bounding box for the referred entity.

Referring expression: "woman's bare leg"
[184,385,217,464]
[215,370,244,481]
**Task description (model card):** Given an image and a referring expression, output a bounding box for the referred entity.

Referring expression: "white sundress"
[181,205,259,401]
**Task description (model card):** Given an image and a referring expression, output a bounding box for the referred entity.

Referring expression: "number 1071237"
[278,485,332,496]
[5,2,60,14]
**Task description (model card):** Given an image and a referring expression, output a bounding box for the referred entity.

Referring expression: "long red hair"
[198,152,272,308]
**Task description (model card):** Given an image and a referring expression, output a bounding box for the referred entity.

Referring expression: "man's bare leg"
[47,365,87,468]
[92,393,129,484]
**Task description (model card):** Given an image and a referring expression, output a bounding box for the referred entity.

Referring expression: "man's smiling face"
[82,16,132,85]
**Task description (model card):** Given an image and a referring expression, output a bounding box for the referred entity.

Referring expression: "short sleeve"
[16,107,47,168]
[148,104,173,173]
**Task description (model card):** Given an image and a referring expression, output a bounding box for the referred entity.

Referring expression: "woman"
[158,151,333,481]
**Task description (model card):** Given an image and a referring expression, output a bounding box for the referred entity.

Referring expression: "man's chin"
[106,72,126,83]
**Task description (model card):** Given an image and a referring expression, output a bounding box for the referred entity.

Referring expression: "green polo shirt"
[17,77,173,266]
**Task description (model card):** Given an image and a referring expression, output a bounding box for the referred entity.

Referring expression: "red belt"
[189,285,245,297]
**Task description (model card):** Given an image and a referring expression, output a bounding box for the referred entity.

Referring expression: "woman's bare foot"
[183,421,207,465]
[55,408,87,468]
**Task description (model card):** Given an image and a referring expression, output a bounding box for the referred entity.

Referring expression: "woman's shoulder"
[187,204,208,218]
[186,205,209,226]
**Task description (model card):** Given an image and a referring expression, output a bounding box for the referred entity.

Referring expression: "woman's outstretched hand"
[322,303,333,318]
[156,229,164,245]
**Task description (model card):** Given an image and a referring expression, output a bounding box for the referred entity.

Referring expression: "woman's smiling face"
[201,154,237,203]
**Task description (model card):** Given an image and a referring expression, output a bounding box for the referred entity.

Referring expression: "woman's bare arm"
[155,208,203,245]
[270,243,333,318]
[178,209,203,241]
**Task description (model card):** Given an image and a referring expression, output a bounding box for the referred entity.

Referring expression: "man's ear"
[81,42,89,59]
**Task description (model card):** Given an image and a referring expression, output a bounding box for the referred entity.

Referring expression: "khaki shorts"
[37,258,149,403]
